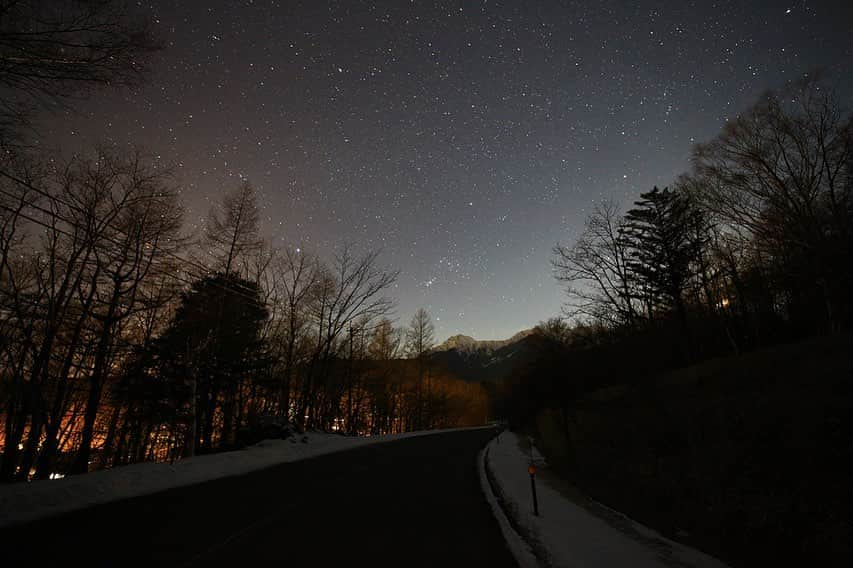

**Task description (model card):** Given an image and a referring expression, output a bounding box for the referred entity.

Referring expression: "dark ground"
[535,332,853,567]
[1,428,516,567]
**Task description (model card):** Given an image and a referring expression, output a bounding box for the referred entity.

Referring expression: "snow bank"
[482,432,731,568]
[478,446,541,568]
[0,426,484,528]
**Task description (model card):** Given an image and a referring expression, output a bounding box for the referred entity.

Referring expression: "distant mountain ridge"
[426,328,541,383]
[432,329,534,354]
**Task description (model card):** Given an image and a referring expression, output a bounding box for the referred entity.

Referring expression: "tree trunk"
[70,287,121,474]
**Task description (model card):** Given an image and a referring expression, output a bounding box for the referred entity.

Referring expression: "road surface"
[2,428,517,567]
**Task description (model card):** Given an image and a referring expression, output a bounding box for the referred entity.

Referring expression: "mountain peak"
[427,328,540,383]
[438,334,478,351]
[433,329,533,353]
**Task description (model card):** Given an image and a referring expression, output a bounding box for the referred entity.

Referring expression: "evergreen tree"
[156,273,268,453]
[620,187,707,353]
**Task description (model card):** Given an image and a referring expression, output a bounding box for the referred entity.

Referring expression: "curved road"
[3,428,517,567]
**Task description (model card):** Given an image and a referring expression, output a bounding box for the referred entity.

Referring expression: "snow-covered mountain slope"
[433,329,534,354]
[427,329,542,383]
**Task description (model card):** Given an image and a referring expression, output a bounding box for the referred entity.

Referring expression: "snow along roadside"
[478,443,544,568]
[482,431,732,568]
[0,426,487,528]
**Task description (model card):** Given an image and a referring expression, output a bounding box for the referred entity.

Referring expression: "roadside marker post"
[528,463,539,516]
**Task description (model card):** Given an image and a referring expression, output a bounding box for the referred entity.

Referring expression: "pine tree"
[620,187,707,354]
[157,274,268,454]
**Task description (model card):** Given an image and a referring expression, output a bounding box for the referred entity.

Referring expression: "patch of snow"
[478,446,542,568]
[483,432,731,568]
[0,426,485,528]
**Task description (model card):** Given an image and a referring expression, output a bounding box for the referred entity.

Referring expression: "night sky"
[43,0,853,341]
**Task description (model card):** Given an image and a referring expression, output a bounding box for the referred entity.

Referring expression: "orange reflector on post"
[528,464,536,475]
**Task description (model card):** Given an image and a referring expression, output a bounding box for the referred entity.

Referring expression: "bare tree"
[404,308,435,359]
[690,74,853,331]
[0,0,160,143]
[0,149,183,479]
[68,153,183,474]
[404,307,435,430]
[297,246,397,429]
[534,317,573,345]
[552,201,640,326]
[369,317,402,361]
[268,247,320,420]
[204,181,263,277]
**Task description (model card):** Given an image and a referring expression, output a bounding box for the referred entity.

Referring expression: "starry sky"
[43,0,853,341]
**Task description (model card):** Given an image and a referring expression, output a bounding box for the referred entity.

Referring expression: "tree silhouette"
[690,75,853,332]
[0,0,160,145]
[620,186,707,355]
[157,274,268,453]
[552,201,639,326]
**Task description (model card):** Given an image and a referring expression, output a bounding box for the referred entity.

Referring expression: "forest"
[0,1,487,482]
[2,6,852,564]
[1,1,851,567]
[500,74,853,566]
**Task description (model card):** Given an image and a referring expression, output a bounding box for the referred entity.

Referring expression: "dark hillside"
[526,333,853,567]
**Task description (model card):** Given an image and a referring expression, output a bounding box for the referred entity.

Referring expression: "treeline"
[504,73,853,432]
[499,74,853,567]
[0,1,487,481]
[0,148,488,482]
[550,74,851,364]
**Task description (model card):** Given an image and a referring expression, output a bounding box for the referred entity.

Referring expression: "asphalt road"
[2,428,517,567]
